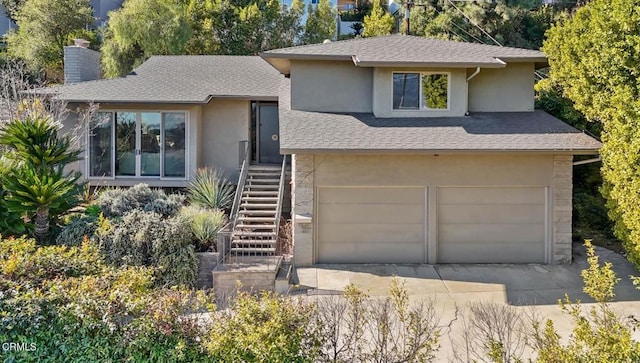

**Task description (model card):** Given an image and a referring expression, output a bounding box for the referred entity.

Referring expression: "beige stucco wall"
[293,153,574,266]
[468,63,535,112]
[372,68,467,117]
[290,60,373,113]
[201,99,250,181]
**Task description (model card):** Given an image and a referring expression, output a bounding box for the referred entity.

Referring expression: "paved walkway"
[293,243,640,361]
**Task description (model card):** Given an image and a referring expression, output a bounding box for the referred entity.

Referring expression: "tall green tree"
[212,0,304,55]
[0,114,83,243]
[362,0,394,37]
[407,0,558,49]
[544,0,640,268]
[302,0,336,44]
[0,0,24,22]
[101,0,193,78]
[5,0,95,81]
[184,0,218,55]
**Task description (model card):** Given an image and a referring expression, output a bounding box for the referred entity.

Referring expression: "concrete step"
[248,172,281,177]
[242,197,279,202]
[247,179,280,185]
[239,210,277,216]
[237,216,277,223]
[233,231,277,237]
[235,223,277,230]
[244,184,279,190]
[242,190,279,196]
[240,203,278,209]
[248,165,281,171]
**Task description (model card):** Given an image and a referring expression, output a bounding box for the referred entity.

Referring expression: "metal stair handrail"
[230,141,250,233]
[273,155,287,250]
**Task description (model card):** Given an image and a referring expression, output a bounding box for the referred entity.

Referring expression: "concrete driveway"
[293,242,640,361]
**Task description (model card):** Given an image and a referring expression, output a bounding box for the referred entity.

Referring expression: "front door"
[258,104,282,164]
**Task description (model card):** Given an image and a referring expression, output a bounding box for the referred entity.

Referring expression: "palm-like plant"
[186,167,235,211]
[0,115,83,243]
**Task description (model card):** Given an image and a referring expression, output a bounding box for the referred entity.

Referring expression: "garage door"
[317,187,426,263]
[437,187,546,263]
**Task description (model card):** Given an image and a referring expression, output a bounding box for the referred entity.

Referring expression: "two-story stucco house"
[54,35,601,266]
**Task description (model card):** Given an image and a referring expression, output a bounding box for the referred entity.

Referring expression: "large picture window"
[393,72,449,110]
[89,111,187,179]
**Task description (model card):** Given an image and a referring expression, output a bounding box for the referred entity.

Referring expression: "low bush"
[530,241,640,363]
[54,215,98,246]
[206,290,319,361]
[313,278,441,362]
[0,237,211,362]
[96,183,185,218]
[179,205,227,252]
[94,210,197,287]
[0,236,101,283]
[187,167,235,211]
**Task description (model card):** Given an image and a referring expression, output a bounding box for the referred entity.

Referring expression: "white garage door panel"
[321,187,423,205]
[438,187,546,264]
[317,187,426,264]
[321,223,425,244]
[320,204,425,224]
[439,204,546,224]
[439,223,545,244]
[438,242,543,264]
[319,241,425,264]
[438,187,545,204]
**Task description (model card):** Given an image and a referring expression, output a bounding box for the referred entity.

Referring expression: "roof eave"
[260,53,356,75]
[280,148,601,155]
[353,60,506,69]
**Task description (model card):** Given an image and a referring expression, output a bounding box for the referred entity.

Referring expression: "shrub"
[313,278,441,362]
[187,167,235,211]
[0,261,211,362]
[179,205,227,252]
[54,215,98,246]
[94,210,198,287]
[530,240,640,362]
[205,291,319,362]
[0,236,102,283]
[96,183,185,218]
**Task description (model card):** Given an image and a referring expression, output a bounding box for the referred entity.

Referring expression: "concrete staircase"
[230,165,283,256]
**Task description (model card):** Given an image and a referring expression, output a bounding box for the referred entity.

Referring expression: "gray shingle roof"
[262,35,546,74]
[53,56,283,103]
[279,110,601,154]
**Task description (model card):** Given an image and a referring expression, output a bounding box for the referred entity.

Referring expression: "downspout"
[465,67,481,115]
[573,156,601,166]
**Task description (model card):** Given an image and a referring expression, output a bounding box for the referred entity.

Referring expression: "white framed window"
[88,110,188,180]
[392,72,450,110]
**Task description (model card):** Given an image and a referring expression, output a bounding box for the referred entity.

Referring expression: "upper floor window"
[393,72,449,110]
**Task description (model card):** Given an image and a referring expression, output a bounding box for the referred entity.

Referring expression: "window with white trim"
[392,72,449,110]
[89,111,187,178]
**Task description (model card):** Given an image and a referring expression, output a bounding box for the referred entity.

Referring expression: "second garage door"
[317,187,426,263]
[437,187,547,263]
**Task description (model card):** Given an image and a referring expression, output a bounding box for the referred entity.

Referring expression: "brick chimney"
[63,39,101,84]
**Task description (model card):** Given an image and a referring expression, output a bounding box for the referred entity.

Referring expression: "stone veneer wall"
[292,154,314,266]
[553,154,573,264]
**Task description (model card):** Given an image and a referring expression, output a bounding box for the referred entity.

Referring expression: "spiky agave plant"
[186,167,235,211]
